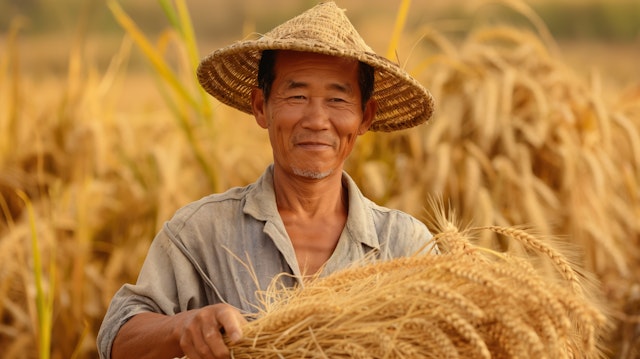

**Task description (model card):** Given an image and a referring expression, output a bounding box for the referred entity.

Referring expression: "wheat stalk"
[178,213,611,358]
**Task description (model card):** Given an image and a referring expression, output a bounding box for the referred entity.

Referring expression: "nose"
[301,97,330,130]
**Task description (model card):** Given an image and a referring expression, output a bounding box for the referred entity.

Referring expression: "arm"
[112,303,246,359]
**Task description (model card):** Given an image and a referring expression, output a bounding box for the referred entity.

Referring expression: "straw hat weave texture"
[197,2,435,131]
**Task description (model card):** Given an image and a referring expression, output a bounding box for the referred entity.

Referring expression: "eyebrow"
[285,80,353,94]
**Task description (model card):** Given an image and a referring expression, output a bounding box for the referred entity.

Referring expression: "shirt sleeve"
[96,227,207,359]
[377,210,439,258]
[408,216,440,255]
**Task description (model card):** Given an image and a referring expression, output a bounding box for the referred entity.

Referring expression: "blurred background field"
[1,0,639,358]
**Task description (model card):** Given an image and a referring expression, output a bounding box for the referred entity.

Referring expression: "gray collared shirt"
[97,165,434,358]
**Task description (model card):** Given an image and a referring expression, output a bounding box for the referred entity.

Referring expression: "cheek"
[344,134,358,150]
[338,130,360,154]
[335,115,365,141]
[266,115,293,151]
[269,106,301,129]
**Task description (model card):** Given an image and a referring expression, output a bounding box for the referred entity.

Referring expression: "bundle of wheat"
[350,13,640,355]
[200,210,609,359]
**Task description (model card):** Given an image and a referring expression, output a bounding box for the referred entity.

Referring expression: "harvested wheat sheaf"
[181,214,609,359]
[350,19,640,355]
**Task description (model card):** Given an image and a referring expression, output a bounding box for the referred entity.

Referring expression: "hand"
[177,303,247,359]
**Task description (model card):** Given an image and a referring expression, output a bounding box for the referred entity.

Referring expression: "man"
[97,2,436,359]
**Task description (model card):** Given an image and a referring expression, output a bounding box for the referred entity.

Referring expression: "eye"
[286,95,307,104]
[327,97,354,109]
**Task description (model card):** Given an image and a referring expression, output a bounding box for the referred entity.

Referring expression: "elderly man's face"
[252,51,375,180]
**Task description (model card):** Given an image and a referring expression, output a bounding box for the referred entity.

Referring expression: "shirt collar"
[243,164,380,250]
[243,164,279,222]
[341,171,379,250]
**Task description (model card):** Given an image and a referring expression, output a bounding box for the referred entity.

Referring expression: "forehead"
[273,50,360,82]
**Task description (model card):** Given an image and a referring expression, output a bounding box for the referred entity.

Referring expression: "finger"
[180,312,218,359]
[181,331,211,359]
[217,307,247,343]
[203,324,230,359]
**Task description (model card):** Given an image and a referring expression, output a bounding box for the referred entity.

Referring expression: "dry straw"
[2,1,638,358]
[197,1,435,132]
[178,204,609,358]
[349,2,640,354]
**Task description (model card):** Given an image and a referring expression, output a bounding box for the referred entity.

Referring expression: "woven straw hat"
[197,2,435,132]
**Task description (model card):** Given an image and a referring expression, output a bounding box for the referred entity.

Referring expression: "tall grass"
[107,0,220,191]
[0,1,638,358]
[16,190,54,359]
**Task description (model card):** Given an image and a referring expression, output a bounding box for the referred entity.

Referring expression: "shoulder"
[368,199,429,233]
[167,183,255,233]
[343,171,429,235]
[366,202,436,256]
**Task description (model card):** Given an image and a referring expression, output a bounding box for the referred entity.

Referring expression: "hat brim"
[197,39,435,132]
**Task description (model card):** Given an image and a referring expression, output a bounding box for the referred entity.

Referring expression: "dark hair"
[257,50,375,111]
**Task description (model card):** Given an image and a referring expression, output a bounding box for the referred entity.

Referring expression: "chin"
[292,167,334,180]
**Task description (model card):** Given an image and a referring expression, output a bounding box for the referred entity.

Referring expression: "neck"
[272,166,347,218]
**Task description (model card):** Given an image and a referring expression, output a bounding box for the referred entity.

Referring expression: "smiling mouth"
[293,133,336,149]
[297,142,332,150]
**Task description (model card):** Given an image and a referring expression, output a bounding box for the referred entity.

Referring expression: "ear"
[251,88,268,129]
[358,99,377,135]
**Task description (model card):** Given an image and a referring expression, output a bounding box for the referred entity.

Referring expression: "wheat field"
[1,0,639,358]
